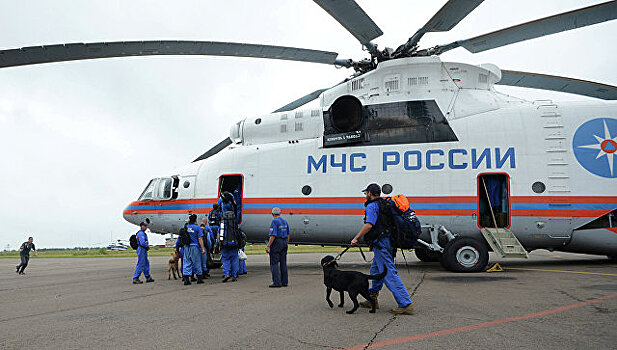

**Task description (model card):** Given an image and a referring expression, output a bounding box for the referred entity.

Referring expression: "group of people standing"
[133,190,260,285]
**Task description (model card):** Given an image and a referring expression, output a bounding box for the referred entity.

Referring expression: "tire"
[414,248,441,262]
[608,255,617,262]
[440,237,489,273]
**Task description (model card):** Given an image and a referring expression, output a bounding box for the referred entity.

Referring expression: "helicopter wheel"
[440,237,489,273]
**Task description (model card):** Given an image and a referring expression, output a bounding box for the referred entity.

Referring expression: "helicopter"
[2,0,617,271]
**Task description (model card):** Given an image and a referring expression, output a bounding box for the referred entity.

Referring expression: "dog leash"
[325,245,372,266]
[357,246,371,263]
[334,246,351,261]
[399,249,411,274]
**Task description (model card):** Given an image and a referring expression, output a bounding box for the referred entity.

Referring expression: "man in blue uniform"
[133,222,154,284]
[15,236,37,275]
[266,207,289,288]
[200,222,213,279]
[183,214,206,285]
[218,191,237,217]
[351,183,414,315]
[233,187,248,275]
[219,197,240,283]
[208,204,222,252]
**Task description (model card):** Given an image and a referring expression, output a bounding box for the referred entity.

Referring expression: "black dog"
[320,255,387,314]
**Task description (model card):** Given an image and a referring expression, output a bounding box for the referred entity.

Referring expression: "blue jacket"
[269,217,290,239]
[185,224,204,245]
[136,230,149,248]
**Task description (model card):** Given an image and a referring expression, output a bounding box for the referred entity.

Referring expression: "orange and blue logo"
[573,118,617,178]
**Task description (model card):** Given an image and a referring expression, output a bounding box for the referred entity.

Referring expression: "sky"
[1,0,615,249]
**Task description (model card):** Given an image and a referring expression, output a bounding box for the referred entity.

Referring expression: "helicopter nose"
[123,202,140,225]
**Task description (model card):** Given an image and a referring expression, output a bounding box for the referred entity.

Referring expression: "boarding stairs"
[480,228,528,259]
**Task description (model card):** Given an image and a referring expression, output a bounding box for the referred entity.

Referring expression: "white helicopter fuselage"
[123,57,617,257]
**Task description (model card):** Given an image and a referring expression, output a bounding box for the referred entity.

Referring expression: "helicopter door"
[478,173,510,228]
[218,174,244,224]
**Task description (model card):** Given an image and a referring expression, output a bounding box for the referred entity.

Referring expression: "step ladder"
[480,228,529,259]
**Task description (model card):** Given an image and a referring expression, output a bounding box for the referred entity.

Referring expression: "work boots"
[183,276,192,285]
[222,275,231,283]
[145,276,155,283]
[390,304,415,315]
[190,274,197,282]
[196,275,204,284]
[132,278,143,284]
[360,291,379,309]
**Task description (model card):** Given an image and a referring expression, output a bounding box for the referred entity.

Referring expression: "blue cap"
[139,222,148,227]
[362,183,381,195]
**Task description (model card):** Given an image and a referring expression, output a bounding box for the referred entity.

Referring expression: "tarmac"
[1,250,616,350]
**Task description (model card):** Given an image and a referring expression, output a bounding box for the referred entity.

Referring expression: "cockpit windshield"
[138,179,157,200]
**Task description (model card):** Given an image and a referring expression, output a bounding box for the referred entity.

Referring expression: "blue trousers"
[182,245,203,276]
[239,247,247,274]
[269,238,288,286]
[211,226,220,250]
[221,247,239,277]
[133,247,150,279]
[369,237,412,307]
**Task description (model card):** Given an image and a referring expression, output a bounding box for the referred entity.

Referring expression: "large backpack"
[362,198,393,244]
[178,225,191,246]
[129,233,139,249]
[221,211,239,248]
[385,196,422,250]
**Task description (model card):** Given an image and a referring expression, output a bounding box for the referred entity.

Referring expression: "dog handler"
[266,207,290,288]
[183,214,206,285]
[15,236,37,275]
[351,183,414,315]
[133,222,155,284]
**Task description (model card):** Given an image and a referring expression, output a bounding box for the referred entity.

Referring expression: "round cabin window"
[255,118,262,125]
[302,185,312,196]
[183,181,190,189]
[382,184,393,195]
[532,181,546,194]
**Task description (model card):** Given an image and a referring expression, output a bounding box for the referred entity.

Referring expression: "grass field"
[0,244,343,259]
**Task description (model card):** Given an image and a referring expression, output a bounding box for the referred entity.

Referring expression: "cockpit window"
[158,178,173,199]
[138,179,157,200]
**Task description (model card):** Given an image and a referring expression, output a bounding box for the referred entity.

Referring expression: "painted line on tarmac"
[342,293,617,350]
[506,267,617,277]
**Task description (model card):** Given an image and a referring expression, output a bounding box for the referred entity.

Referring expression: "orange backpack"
[390,194,409,212]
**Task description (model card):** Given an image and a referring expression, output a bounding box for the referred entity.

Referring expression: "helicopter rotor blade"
[437,0,617,54]
[397,0,484,53]
[273,79,348,113]
[497,70,617,100]
[273,88,329,113]
[0,41,346,69]
[312,0,383,51]
[194,138,233,162]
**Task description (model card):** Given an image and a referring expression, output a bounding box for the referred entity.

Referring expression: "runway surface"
[1,250,616,349]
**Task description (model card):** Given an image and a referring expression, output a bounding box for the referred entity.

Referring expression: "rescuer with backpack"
[131,222,155,284]
[350,183,414,315]
[181,214,206,285]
